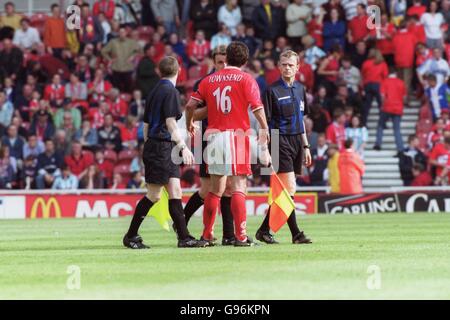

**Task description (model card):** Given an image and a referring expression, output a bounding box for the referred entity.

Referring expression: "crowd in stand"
[0,0,450,191]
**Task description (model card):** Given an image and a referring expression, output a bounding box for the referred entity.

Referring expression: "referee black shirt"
[143,79,182,141]
[264,78,309,135]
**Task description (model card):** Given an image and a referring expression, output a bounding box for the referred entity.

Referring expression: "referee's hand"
[182,148,195,166]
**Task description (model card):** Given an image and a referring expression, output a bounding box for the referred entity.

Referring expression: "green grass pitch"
[0,213,449,299]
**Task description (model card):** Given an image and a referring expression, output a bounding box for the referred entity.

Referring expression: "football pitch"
[0,213,449,300]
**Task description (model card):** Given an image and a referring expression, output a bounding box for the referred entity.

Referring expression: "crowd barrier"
[0,187,449,219]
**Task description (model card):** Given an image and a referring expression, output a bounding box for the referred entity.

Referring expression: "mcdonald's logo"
[30,197,62,219]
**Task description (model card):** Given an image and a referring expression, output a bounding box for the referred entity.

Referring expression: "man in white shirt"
[12,18,41,50]
[418,48,450,87]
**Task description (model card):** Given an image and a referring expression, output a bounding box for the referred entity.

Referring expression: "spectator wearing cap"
[151,0,180,35]
[286,0,311,44]
[52,164,79,190]
[190,0,217,40]
[322,7,346,53]
[361,48,388,125]
[374,67,407,153]
[29,110,55,142]
[252,0,286,41]
[35,139,63,189]
[420,0,445,50]
[338,138,365,194]
[0,2,22,31]
[101,27,141,93]
[418,48,450,88]
[425,74,450,121]
[218,0,242,37]
[392,20,416,97]
[12,18,41,50]
[0,91,13,129]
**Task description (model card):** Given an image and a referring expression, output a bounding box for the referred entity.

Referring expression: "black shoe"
[234,236,257,247]
[123,234,150,249]
[221,236,236,246]
[200,236,216,246]
[373,145,381,151]
[292,232,312,244]
[255,230,279,244]
[178,237,209,248]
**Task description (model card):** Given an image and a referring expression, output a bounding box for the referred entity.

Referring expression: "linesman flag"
[268,173,296,233]
[147,188,172,231]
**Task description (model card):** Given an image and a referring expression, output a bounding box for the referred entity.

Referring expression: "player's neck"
[282,76,295,87]
[162,76,177,86]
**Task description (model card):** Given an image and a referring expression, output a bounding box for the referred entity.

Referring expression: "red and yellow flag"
[268,173,296,233]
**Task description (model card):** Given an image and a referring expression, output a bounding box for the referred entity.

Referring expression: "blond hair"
[279,50,300,64]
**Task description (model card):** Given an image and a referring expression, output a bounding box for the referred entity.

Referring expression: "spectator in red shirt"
[392,20,417,96]
[90,101,110,129]
[65,141,94,178]
[430,136,450,185]
[338,138,365,194]
[94,148,114,186]
[92,0,115,20]
[415,42,433,67]
[347,4,370,45]
[297,51,314,91]
[87,69,112,104]
[43,74,65,109]
[307,7,324,49]
[120,116,138,150]
[326,108,346,150]
[263,58,281,85]
[407,0,427,18]
[407,15,426,44]
[374,67,407,153]
[376,13,396,66]
[410,163,433,186]
[108,88,128,121]
[187,30,211,66]
[361,49,388,125]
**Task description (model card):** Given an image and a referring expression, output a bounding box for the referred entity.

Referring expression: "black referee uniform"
[142,79,182,185]
[265,78,309,174]
[256,78,312,245]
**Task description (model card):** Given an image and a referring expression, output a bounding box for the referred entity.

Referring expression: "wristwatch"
[303,144,311,149]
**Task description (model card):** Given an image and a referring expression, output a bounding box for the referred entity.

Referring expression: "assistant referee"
[255,50,313,245]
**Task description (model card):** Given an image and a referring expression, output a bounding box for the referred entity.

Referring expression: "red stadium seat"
[117,149,136,165]
[104,149,117,163]
[138,26,154,42]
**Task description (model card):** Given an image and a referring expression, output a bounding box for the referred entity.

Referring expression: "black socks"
[259,206,271,233]
[184,191,204,224]
[169,199,190,240]
[259,196,301,235]
[220,196,234,238]
[127,196,153,238]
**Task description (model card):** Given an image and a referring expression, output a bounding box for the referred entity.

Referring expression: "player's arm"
[143,123,149,142]
[193,106,207,121]
[185,97,202,135]
[301,91,312,167]
[166,117,194,165]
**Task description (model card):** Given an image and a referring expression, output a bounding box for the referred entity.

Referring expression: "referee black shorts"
[271,134,303,175]
[143,138,180,185]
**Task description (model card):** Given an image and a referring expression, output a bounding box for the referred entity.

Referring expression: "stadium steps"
[362,99,420,190]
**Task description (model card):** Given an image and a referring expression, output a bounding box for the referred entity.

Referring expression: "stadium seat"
[117,149,136,165]
[138,26,154,41]
[104,150,117,163]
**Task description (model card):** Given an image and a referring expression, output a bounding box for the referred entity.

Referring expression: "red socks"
[203,192,220,240]
[231,191,247,242]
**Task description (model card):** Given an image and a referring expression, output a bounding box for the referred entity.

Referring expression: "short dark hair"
[413,163,425,172]
[4,2,14,8]
[226,41,249,67]
[212,45,227,61]
[333,108,344,120]
[51,3,59,11]
[158,56,179,78]
[408,134,418,143]
[344,138,354,149]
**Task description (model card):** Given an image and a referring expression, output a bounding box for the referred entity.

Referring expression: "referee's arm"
[300,91,312,167]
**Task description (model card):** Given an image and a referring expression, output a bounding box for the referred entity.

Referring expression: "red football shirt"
[430,143,450,178]
[380,76,406,115]
[191,66,263,131]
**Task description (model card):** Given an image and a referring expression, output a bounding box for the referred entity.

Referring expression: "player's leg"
[123,183,162,249]
[184,177,210,225]
[201,174,227,243]
[229,175,254,246]
[220,178,236,245]
[165,177,208,248]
